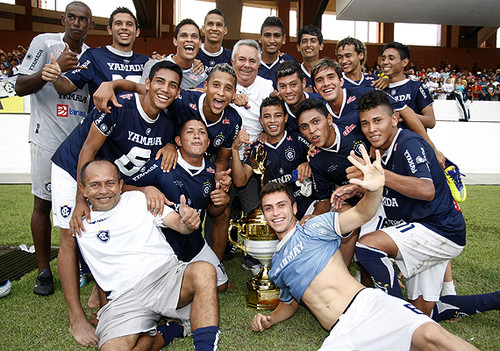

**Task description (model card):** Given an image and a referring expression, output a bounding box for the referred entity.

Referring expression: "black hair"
[66,1,92,19]
[275,60,303,81]
[109,7,138,28]
[174,18,201,39]
[207,63,237,86]
[357,89,394,117]
[176,115,207,137]
[295,98,329,121]
[311,58,343,88]
[383,41,410,61]
[260,96,286,116]
[336,36,366,66]
[260,16,285,35]
[204,9,226,26]
[297,24,323,44]
[148,60,183,87]
[260,182,296,205]
[80,159,120,186]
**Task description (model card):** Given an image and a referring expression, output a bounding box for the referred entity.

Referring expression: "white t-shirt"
[19,33,90,152]
[76,191,177,300]
[141,54,207,90]
[231,75,274,159]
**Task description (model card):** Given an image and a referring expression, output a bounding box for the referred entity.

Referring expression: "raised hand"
[232,126,250,150]
[57,43,87,72]
[41,53,62,82]
[93,81,122,113]
[178,195,201,230]
[347,145,384,192]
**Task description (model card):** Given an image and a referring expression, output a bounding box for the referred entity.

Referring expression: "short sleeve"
[18,35,49,75]
[154,205,176,227]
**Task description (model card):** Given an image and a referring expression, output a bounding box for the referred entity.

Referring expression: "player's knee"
[189,262,217,286]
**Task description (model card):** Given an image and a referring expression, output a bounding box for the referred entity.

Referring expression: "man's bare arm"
[252,299,300,332]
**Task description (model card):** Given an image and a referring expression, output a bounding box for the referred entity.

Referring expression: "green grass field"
[0,184,498,350]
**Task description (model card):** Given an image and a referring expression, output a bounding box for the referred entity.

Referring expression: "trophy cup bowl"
[228,208,280,310]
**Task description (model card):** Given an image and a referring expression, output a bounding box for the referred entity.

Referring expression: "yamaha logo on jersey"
[97,230,111,243]
[285,147,295,161]
[60,204,72,218]
[123,59,130,64]
[202,181,212,197]
[145,128,151,136]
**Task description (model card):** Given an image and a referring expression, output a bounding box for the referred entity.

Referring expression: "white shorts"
[320,288,434,351]
[191,241,228,287]
[51,163,77,229]
[359,203,386,237]
[382,222,464,302]
[30,142,54,201]
[96,260,190,348]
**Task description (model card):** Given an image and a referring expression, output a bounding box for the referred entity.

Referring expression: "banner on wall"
[0,78,24,114]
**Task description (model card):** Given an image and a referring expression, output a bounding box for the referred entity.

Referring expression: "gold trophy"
[229,144,280,309]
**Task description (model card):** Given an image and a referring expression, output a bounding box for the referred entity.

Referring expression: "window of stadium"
[321,14,378,43]
[394,23,441,46]
[27,0,136,18]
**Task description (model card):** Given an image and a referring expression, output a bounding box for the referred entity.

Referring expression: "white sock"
[441,280,456,296]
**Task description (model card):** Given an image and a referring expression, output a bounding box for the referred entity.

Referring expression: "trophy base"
[245,268,280,310]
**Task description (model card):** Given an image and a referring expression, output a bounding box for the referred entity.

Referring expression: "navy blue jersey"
[52,93,175,180]
[284,92,323,133]
[381,129,465,246]
[342,73,379,90]
[385,79,433,115]
[309,124,367,202]
[196,44,232,74]
[244,131,315,218]
[171,90,242,158]
[301,63,313,89]
[65,46,149,106]
[127,153,217,261]
[259,54,298,87]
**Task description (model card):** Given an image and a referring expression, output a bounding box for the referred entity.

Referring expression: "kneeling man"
[76,159,219,350]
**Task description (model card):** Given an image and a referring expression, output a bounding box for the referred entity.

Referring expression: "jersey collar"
[275,222,298,252]
[200,43,224,57]
[388,79,409,88]
[176,149,206,176]
[260,56,280,70]
[381,128,402,166]
[319,123,341,153]
[265,130,287,150]
[135,93,159,124]
[106,45,134,57]
[198,93,225,127]
[300,63,311,78]
[342,72,364,87]
[324,89,347,119]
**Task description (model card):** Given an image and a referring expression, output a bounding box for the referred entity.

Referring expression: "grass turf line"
[0,184,498,350]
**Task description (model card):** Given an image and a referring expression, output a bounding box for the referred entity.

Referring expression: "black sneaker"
[33,268,54,296]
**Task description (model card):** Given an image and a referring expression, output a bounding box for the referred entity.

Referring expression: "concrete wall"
[0,97,499,183]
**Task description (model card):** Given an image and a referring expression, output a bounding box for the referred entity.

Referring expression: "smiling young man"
[231,96,315,219]
[126,117,231,292]
[196,9,232,74]
[257,16,297,87]
[50,61,182,347]
[336,36,388,90]
[296,24,324,90]
[252,149,480,351]
[311,58,446,167]
[352,89,499,322]
[14,1,94,298]
[275,60,323,132]
[43,7,148,108]
[142,18,207,90]
[76,159,220,351]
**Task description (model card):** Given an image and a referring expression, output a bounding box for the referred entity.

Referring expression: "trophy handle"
[228,219,247,255]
